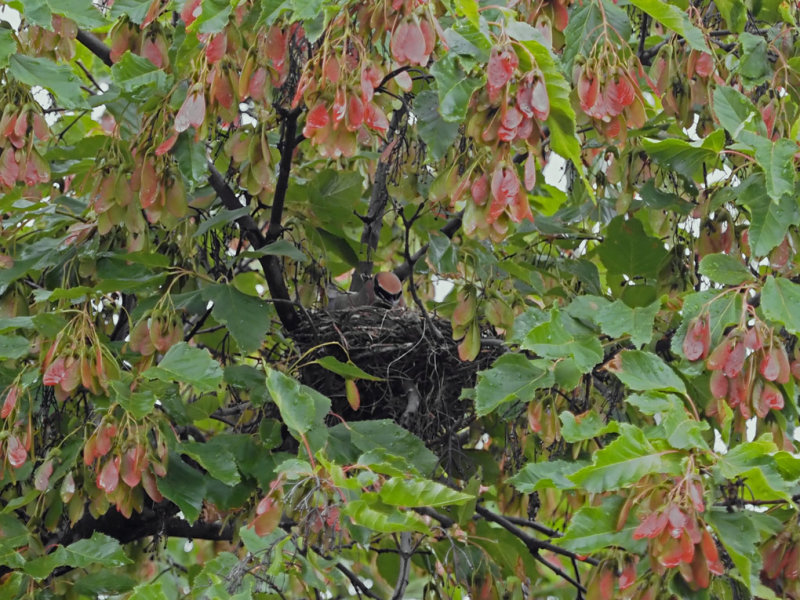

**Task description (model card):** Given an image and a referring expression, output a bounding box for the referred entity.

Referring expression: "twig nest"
[292,308,502,457]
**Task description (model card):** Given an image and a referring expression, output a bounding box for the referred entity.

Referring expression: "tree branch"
[208,164,299,330]
[76,29,112,67]
[353,105,407,290]
[394,212,462,282]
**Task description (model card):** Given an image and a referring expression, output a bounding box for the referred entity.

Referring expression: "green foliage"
[3,0,800,598]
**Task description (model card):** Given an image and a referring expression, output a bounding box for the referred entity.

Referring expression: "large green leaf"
[265,368,330,435]
[738,31,771,87]
[563,0,630,71]
[748,136,797,205]
[109,0,152,23]
[698,253,754,285]
[595,299,660,347]
[559,410,612,443]
[737,174,800,256]
[762,276,800,334]
[568,426,683,492]
[203,284,271,352]
[560,496,647,554]
[156,452,207,523]
[509,459,587,492]
[343,496,431,534]
[329,420,438,475]
[707,509,762,587]
[65,532,131,568]
[522,309,603,371]
[143,343,223,392]
[0,29,16,70]
[415,90,460,161]
[431,53,485,123]
[379,478,473,508]
[641,137,718,184]
[629,0,708,51]
[9,55,89,109]
[609,350,686,394]
[181,440,241,487]
[474,353,553,416]
[712,86,766,142]
[596,216,669,278]
[111,51,171,93]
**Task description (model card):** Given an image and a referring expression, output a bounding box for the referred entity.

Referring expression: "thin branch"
[394,212,462,282]
[335,562,384,600]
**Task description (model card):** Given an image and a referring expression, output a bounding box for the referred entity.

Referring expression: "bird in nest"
[326,271,405,311]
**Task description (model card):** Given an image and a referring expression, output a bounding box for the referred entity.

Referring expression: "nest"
[292,308,503,469]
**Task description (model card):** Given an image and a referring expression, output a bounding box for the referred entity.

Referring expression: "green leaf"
[510,459,588,492]
[597,216,669,278]
[128,581,169,600]
[244,240,308,263]
[715,0,747,32]
[609,350,686,393]
[596,299,660,347]
[181,440,240,486]
[9,55,89,109]
[561,496,646,554]
[329,420,438,475]
[474,354,553,416]
[660,399,710,450]
[712,86,766,142]
[23,547,69,580]
[156,452,207,523]
[379,478,473,508]
[66,532,131,568]
[738,31,771,88]
[569,426,683,492]
[343,496,431,534]
[224,364,270,407]
[427,231,458,274]
[203,284,271,352]
[752,137,797,204]
[0,335,29,359]
[174,132,208,184]
[563,0,630,71]
[193,207,251,238]
[698,253,754,285]
[316,356,382,381]
[111,51,167,92]
[49,0,106,28]
[18,0,52,28]
[110,0,152,23]
[522,309,604,371]
[143,343,223,392]
[414,90,460,161]
[707,509,761,586]
[189,0,232,33]
[73,570,136,595]
[738,174,800,256]
[454,0,479,27]
[306,169,364,227]
[111,381,156,419]
[626,392,675,415]
[762,277,800,334]
[0,29,16,70]
[641,137,718,184]
[265,368,330,435]
[559,410,610,443]
[431,53,485,123]
[628,0,708,51]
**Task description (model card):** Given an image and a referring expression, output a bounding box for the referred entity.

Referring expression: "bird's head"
[372,271,404,308]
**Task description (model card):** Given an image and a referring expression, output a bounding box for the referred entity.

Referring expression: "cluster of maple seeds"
[128,310,182,360]
[633,499,723,591]
[20,14,77,62]
[683,315,798,423]
[573,57,647,142]
[761,527,800,597]
[83,420,167,518]
[0,99,51,190]
[650,45,717,132]
[0,384,31,471]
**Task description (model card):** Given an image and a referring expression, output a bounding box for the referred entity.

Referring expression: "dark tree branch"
[353,106,407,290]
[76,29,112,67]
[394,212,462,282]
[208,164,299,330]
